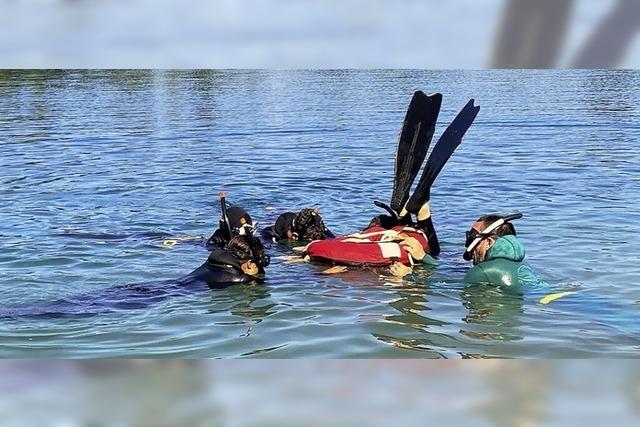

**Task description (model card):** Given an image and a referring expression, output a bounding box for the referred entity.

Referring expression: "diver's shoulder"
[463,262,492,285]
[465,258,540,288]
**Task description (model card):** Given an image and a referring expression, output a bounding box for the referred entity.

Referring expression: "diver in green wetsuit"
[463,213,541,291]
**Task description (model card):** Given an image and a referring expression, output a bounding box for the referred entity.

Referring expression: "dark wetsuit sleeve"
[207,249,242,269]
[416,217,440,257]
[325,229,336,239]
[206,229,228,249]
[261,226,279,242]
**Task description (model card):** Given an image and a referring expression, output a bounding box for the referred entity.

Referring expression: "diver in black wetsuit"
[206,192,255,250]
[201,192,269,283]
[2,234,271,319]
[262,208,334,243]
[198,234,270,287]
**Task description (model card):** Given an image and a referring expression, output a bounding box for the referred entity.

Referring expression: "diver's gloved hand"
[399,236,427,262]
[390,262,413,278]
[416,201,431,222]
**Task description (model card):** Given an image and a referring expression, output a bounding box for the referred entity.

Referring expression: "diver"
[262,208,334,243]
[461,213,541,289]
[195,234,270,287]
[3,233,271,319]
[206,192,255,250]
[4,193,270,318]
[203,191,270,285]
[390,212,542,288]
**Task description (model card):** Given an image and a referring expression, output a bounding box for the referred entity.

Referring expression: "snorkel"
[463,212,523,261]
[372,200,403,226]
[219,191,233,242]
[373,200,399,222]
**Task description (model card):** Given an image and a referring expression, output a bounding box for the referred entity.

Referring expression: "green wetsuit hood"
[464,235,540,291]
[485,235,525,262]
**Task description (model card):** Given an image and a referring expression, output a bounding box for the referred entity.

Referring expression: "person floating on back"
[304,91,480,272]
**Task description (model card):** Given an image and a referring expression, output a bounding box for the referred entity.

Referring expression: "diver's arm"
[420,253,439,266]
[413,201,440,257]
[417,216,440,257]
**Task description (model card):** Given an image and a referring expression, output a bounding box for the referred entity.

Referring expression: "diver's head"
[293,208,328,241]
[226,234,269,277]
[464,213,520,265]
[366,214,398,230]
[221,206,254,236]
[274,208,328,241]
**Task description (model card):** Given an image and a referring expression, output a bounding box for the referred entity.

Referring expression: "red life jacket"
[305,226,429,266]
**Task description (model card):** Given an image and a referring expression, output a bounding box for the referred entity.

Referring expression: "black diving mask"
[465,228,488,248]
[463,212,523,261]
[233,222,257,237]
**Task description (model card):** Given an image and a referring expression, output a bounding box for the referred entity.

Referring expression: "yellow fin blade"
[539,291,576,305]
[162,239,178,248]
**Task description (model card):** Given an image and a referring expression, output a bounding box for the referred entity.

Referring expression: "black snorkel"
[219,191,233,242]
[502,212,523,223]
[373,201,399,222]
[370,200,407,229]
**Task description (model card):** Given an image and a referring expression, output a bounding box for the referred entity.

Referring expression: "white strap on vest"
[377,242,401,259]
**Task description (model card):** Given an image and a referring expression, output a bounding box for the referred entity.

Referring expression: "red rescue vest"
[305,226,429,266]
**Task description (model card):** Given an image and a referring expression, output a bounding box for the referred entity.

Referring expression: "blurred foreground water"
[1,360,640,426]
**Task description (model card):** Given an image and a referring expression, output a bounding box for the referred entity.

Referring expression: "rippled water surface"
[1,70,639,358]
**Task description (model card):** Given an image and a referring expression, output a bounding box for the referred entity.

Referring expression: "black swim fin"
[406,99,480,213]
[390,91,442,213]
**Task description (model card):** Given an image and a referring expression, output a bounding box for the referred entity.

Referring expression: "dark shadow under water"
[1,265,238,319]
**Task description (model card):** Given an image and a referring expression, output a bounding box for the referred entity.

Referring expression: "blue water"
[1,70,639,358]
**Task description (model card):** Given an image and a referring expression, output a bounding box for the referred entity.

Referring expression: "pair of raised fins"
[375,91,480,220]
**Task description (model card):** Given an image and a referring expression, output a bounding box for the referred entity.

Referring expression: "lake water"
[1,69,639,358]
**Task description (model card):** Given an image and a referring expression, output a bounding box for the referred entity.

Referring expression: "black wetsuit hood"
[226,206,252,231]
[204,248,265,284]
[206,205,254,250]
[267,212,296,241]
[264,211,335,243]
[207,248,244,270]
